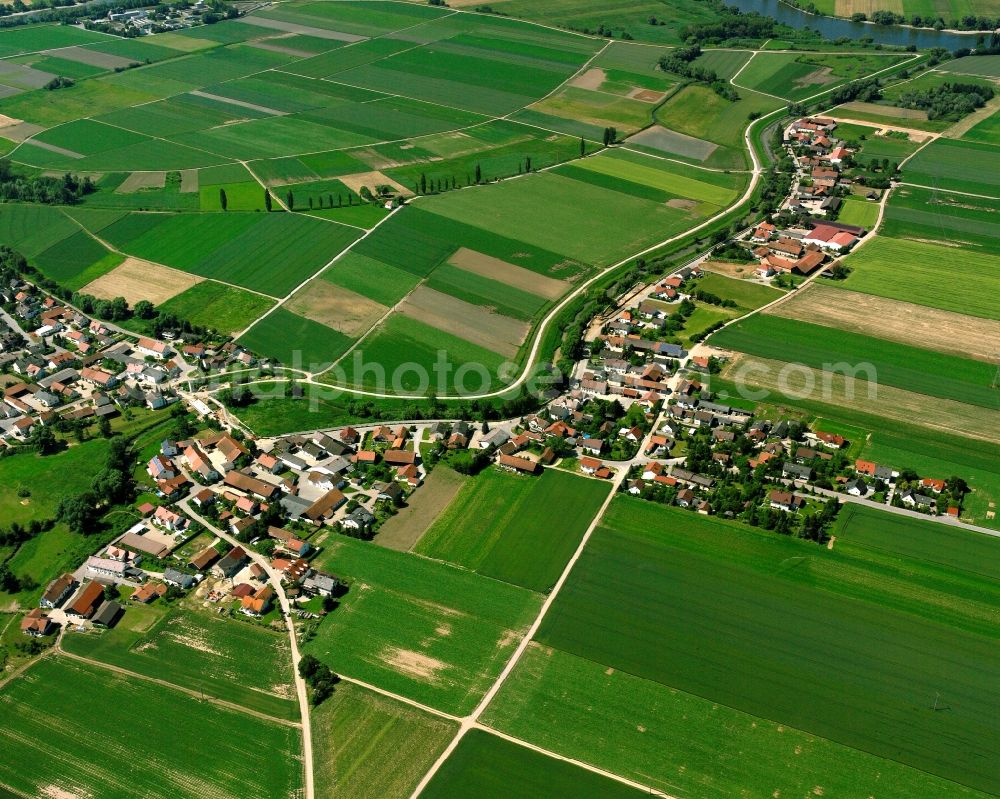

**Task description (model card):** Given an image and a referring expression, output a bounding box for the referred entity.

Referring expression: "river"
[729,0,985,51]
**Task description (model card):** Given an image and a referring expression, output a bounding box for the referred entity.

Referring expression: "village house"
[40,573,76,608]
[21,608,55,637]
[769,490,803,512]
[66,581,105,622]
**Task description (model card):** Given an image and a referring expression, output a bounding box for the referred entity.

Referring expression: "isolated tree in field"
[603,127,611,146]
[287,190,294,210]
[609,126,617,143]
[264,190,272,212]
[525,156,532,171]
[580,137,586,156]
[219,187,227,211]
[474,163,482,183]
[308,196,314,210]
[328,194,334,208]
[97,415,112,439]
[420,173,427,194]
[338,194,343,207]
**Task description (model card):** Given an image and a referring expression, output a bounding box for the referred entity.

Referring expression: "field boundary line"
[896,181,1000,200]
[55,644,302,727]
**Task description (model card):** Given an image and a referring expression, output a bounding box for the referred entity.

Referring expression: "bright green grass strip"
[416,466,610,592]
[305,535,542,715]
[837,197,880,227]
[904,138,1000,196]
[713,314,997,408]
[0,203,79,257]
[693,271,782,310]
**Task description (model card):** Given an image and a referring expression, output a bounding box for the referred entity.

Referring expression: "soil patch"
[448,246,569,300]
[339,170,413,198]
[569,67,606,91]
[629,87,666,103]
[625,124,718,161]
[82,257,202,305]
[398,286,529,358]
[768,284,1000,362]
[793,66,836,88]
[47,45,135,70]
[376,465,468,551]
[190,90,285,117]
[701,260,753,278]
[666,198,696,210]
[179,169,199,193]
[285,281,388,337]
[116,171,166,193]
[381,647,447,682]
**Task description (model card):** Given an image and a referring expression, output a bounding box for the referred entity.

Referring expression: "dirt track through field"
[448,247,569,300]
[82,257,202,305]
[285,281,388,337]
[723,353,1000,444]
[398,286,529,358]
[768,284,1000,362]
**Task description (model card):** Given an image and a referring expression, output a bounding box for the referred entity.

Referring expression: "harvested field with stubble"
[448,246,569,300]
[81,256,202,304]
[116,171,166,193]
[376,464,468,552]
[770,284,1000,362]
[285,279,389,337]
[398,285,528,358]
[722,353,1000,443]
[339,169,413,197]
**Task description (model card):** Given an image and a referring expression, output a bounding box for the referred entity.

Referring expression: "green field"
[833,504,1000,581]
[713,314,997,408]
[837,196,881,227]
[694,270,783,310]
[157,281,274,336]
[903,138,1000,196]
[943,55,1000,78]
[62,605,297,719]
[416,467,610,592]
[339,314,510,394]
[736,52,903,101]
[313,682,456,799]
[535,498,1000,795]
[0,657,302,799]
[238,307,355,368]
[841,235,1000,320]
[426,263,548,322]
[881,184,1000,255]
[485,643,990,799]
[421,729,646,799]
[322,251,421,306]
[306,535,541,715]
[94,211,359,296]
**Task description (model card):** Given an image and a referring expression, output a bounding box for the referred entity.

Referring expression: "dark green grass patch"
[0,657,302,799]
[284,37,414,78]
[158,281,274,336]
[713,314,997,408]
[416,466,610,592]
[537,497,1000,795]
[422,730,646,799]
[239,307,354,368]
[304,535,541,715]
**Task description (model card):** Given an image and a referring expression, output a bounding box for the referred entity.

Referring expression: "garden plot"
[116,171,167,193]
[82,256,203,305]
[447,247,569,300]
[285,279,389,337]
[397,285,529,358]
